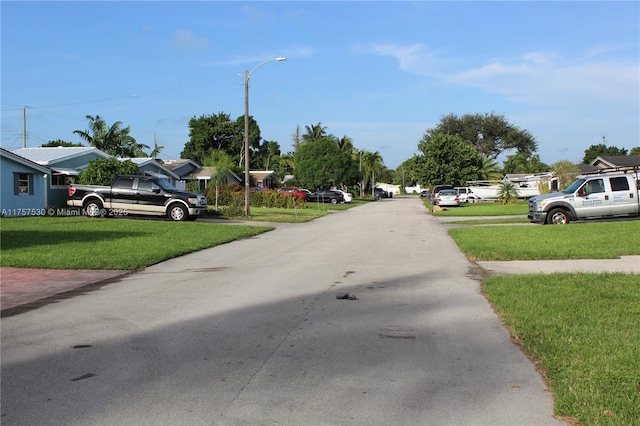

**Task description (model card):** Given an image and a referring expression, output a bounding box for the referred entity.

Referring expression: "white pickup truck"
[528,172,640,224]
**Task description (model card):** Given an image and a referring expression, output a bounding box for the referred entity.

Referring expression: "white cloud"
[367,43,439,75]
[173,30,209,50]
[447,52,638,107]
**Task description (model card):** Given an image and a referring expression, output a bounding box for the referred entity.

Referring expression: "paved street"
[1,197,563,425]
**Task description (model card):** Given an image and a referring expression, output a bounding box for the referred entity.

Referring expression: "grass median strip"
[0,217,273,270]
[484,273,640,425]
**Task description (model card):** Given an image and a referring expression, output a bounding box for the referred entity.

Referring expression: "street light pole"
[244,56,287,218]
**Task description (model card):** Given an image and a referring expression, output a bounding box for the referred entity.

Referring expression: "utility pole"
[23,107,27,148]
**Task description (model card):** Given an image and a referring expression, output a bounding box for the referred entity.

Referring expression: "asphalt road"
[1,197,564,425]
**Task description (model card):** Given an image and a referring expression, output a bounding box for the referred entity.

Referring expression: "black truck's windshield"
[155,178,178,191]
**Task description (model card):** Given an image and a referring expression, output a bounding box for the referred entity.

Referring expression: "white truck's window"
[610,177,630,192]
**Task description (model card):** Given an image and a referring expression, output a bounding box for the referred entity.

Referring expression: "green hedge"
[206,184,305,215]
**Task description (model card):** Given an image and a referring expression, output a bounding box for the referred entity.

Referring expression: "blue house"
[1,147,51,216]
[11,147,111,207]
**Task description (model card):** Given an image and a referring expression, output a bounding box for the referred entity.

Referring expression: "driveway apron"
[0,197,563,425]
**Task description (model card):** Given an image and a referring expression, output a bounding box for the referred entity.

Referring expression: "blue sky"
[2,1,638,169]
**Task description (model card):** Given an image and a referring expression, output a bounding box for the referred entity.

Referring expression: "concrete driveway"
[1,197,564,425]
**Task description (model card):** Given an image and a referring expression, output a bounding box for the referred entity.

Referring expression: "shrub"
[206,184,304,213]
[497,181,520,204]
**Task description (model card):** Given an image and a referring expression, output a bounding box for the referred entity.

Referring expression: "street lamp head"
[276,56,287,62]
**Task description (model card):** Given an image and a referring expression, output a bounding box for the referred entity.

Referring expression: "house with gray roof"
[1,147,51,215]
[591,155,640,170]
[10,146,111,207]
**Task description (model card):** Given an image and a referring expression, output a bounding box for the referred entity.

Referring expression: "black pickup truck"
[67,175,208,221]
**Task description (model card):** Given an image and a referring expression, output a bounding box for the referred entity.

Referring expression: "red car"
[278,187,307,200]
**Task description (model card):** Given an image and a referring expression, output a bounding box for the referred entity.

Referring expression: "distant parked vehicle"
[420,189,430,198]
[332,189,353,203]
[434,189,460,207]
[374,187,391,199]
[278,187,306,200]
[430,184,454,204]
[455,187,479,203]
[307,190,345,204]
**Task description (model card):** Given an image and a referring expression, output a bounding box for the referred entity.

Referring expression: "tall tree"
[552,160,580,190]
[335,135,355,154]
[477,155,503,180]
[301,122,328,144]
[582,143,628,164]
[417,132,482,187]
[291,125,302,152]
[42,139,84,147]
[180,112,241,165]
[150,135,164,158]
[393,156,422,188]
[73,115,148,157]
[294,138,357,189]
[255,140,281,170]
[361,151,384,195]
[425,112,537,159]
[78,157,139,186]
[502,152,549,174]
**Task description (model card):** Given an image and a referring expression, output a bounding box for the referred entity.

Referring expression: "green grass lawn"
[448,220,640,260]
[0,217,272,270]
[484,273,640,425]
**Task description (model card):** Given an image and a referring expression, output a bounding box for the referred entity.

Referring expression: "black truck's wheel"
[168,204,188,221]
[83,199,105,218]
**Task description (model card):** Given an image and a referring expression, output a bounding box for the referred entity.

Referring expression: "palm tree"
[478,155,502,180]
[302,122,328,144]
[150,134,164,158]
[203,149,234,211]
[74,115,149,157]
[336,135,354,153]
[361,151,383,196]
[496,181,519,204]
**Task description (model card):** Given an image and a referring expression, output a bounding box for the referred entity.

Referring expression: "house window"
[14,173,34,195]
[51,174,69,186]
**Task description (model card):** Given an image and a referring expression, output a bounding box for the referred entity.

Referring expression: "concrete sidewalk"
[0,268,131,312]
[477,255,640,275]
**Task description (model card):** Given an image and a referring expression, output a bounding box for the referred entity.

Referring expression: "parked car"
[307,190,345,204]
[299,189,312,199]
[455,187,479,203]
[278,187,306,200]
[332,189,353,203]
[420,189,430,198]
[374,187,391,199]
[434,189,460,207]
[430,184,454,204]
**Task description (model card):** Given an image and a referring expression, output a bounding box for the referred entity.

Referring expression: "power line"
[0,74,237,112]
